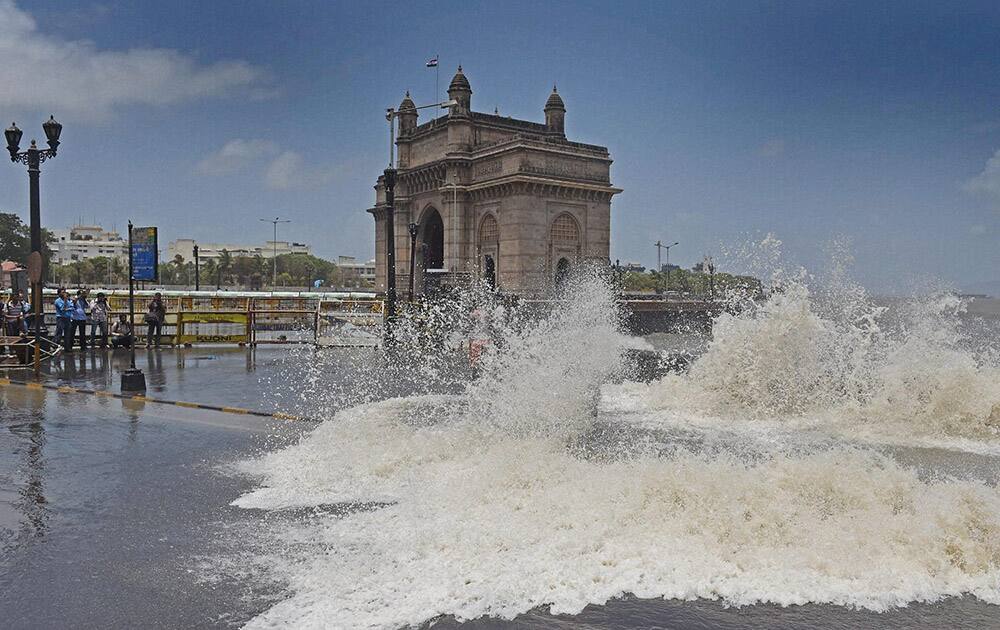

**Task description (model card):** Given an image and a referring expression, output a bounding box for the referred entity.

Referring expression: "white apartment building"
[167,238,311,262]
[51,225,128,265]
[337,256,376,287]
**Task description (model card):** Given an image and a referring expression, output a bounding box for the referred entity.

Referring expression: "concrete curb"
[0,377,312,422]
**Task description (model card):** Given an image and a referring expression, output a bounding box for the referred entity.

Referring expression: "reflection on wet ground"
[0,347,306,629]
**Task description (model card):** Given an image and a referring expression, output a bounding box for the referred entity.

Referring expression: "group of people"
[51,289,167,352]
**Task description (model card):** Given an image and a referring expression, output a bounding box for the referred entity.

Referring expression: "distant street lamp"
[706,256,716,300]
[6,116,62,375]
[193,244,200,291]
[260,216,291,288]
[408,222,419,301]
[653,240,678,295]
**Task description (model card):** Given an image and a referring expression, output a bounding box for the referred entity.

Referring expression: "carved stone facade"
[366,67,621,295]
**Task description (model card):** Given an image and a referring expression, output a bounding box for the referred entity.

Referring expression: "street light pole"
[260,217,290,288]
[120,221,145,391]
[664,241,678,294]
[382,97,456,342]
[408,222,419,301]
[193,244,200,291]
[6,117,62,376]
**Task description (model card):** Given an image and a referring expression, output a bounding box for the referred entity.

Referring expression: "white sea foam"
[231,261,1000,628]
[611,281,1000,451]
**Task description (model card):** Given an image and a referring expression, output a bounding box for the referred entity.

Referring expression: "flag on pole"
[426,56,438,67]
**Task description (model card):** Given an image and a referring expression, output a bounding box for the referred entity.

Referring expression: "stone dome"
[545,85,565,111]
[449,66,471,93]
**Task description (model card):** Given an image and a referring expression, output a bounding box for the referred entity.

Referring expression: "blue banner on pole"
[131,226,158,281]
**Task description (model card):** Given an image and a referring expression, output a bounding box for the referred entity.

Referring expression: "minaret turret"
[398,91,418,135]
[544,85,565,137]
[447,65,472,115]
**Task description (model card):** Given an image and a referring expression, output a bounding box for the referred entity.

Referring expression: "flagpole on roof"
[435,53,439,122]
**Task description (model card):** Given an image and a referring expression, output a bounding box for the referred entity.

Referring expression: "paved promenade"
[0,347,309,629]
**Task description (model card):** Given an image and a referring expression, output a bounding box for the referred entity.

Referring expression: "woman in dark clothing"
[145,293,166,348]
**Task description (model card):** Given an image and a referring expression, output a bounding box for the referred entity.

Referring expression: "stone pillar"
[371,208,387,292]
[443,187,467,272]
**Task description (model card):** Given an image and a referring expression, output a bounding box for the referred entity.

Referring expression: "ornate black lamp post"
[6,116,62,375]
[407,222,419,301]
[383,166,397,341]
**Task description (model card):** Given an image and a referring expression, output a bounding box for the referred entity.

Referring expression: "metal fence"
[34,290,383,347]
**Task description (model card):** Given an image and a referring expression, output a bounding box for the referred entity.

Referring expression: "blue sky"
[1,0,998,293]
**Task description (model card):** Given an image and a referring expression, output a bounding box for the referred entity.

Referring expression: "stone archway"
[483,255,496,289]
[416,207,444,294]
[555,256,571,287]
[479,213,499,290]
[549,212,580,288]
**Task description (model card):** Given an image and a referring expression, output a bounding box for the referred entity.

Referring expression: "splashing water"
[228,258,1000,628]
[613,277,1000,449]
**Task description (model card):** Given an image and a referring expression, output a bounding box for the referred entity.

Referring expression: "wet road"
[0,347,306,629]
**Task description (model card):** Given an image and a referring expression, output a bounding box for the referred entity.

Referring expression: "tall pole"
[665,245,671,293]
[384,167,397,339]
[127,222,136,370]
[193,244,200,291]
[26,145,42,375]
[384,106,398,344]
[7,120,62,374]
[408,222,418,301]
[121,222,145,391]
[260,217,290,288]
[664,241,678,294]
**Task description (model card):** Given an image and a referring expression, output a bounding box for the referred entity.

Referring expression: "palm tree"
[110,256,126,285]
[218,249,233,288]
[201,259,218,289]
[172,254,187,286]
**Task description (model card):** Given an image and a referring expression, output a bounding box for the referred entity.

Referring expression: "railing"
[34,291,385,347]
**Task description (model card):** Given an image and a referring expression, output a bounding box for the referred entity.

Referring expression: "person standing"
[145,292,166,348]
[54,288,71,343]
[89,292,110,348]
[18,290,30,334]
[70,289,89,350]
[4,291,25,336]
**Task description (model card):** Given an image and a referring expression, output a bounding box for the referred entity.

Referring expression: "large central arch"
[415,206,444,294]
[419,207,444,270]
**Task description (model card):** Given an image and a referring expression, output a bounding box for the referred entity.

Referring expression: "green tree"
[274,253,339,287]
[0,212,56,262]
[217,249,233,286]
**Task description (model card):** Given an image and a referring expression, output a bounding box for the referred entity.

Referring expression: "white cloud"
[970,224,987,236]
[963,149,1000,204]
[264,151,337,190]
[0,0,271,120]
[196,139,277,176]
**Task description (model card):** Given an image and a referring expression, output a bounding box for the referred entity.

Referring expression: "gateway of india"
[366,66,622,295]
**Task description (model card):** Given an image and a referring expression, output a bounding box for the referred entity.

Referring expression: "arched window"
[479,214,499,243]
[550,213,579,243]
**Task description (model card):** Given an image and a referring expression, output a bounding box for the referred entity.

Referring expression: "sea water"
[227,260,1000,629]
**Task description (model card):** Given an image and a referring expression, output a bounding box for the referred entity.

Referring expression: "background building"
[367,67,621,295]
[51,225,128,265]
[336,256,376,288]
[167,238,311,262]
